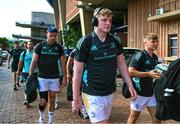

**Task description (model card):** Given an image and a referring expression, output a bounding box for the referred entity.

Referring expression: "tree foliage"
[64,23,82,48]
[0,37,10,49]
[0,37,25,50]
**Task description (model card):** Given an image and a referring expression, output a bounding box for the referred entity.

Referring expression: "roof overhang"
[77,0,128,11]
[47,0,53,7]
[77,0,128,26]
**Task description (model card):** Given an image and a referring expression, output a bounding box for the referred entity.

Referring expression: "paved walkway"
[0,62,177,123]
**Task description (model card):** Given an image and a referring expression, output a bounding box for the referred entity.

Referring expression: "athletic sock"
[39,110,45,120]
[48,112,54,124]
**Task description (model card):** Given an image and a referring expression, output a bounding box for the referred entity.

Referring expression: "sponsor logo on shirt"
[145,60,151,64]
[90,45,98,51]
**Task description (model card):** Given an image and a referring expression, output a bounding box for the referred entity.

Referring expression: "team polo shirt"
[34,41,64,78]
[19,50,38,73]
[129,49,158,97]
[9,48,23,66]
[75,32,123,96]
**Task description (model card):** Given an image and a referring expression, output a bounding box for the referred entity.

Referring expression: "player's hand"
[72,98,82,114]
[60,77,67,89]
[149,70,161,79]
[128,85,137,100]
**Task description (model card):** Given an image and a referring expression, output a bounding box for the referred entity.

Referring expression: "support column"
[53,0,63,44]
[79,6,93,36]
[53,0,59,29]
[58,0,66,45]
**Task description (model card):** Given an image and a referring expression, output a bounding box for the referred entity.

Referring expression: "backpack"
[121,80,136,99]
[19,50,27,72]
[154,58,180,121]
[121,50,145,99]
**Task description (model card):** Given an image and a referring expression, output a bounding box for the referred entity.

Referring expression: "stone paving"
[0,62,178,123]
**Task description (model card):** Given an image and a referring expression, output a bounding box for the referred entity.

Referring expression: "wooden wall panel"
[128,0,159,48]
[178,0,180,9]
[175,0,178,9]
[128,0,136,47]
[128,0,180,58]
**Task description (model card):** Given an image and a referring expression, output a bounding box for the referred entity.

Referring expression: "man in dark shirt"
[127,33,161,123]
[72,8,137,123]
[29,27,67,124]
[66,49,89,119]
[7,41,23,90]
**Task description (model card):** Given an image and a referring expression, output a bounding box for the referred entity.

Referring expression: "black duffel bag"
[25,75,38,103]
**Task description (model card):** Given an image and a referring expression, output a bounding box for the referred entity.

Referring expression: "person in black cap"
[29,27,67,124]
[7,41,23,90]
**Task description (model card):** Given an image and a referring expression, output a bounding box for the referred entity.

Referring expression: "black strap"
[21,50,27,70]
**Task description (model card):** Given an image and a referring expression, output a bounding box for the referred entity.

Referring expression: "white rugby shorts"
[82,93,114,123]
[130,95,157,111]
[38,78,60,92]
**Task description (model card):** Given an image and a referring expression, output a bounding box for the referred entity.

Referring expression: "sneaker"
[20,79,24,83]
[23,101,28,105]
[55,100,60,109]
[23,101,30,108]
[55,102,60,109]
[39,118,45,124]
[79,111,89,119]
[17,83,20,87]
[14,84,17,91]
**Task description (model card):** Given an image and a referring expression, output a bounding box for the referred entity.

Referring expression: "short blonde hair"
[144,33,158,42]
[94,8,112,18]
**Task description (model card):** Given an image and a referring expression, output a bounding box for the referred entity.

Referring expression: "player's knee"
[39,91,48,105]
[39,104,46,111]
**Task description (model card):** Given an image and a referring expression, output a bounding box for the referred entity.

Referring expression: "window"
[168,35,178,56]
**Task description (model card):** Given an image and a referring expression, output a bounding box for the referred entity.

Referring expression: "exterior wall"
[157,0,180,58]
[32,12,55,25]
[128,0,180,60]
[31,12,55,41]
[66,0,79,23]
[158,20,180,58]
[128,0,159,49]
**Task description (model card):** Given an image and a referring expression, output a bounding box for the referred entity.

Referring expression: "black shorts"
[11,64,18,72]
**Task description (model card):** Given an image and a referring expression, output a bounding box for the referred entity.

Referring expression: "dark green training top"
[129,49,158,97]
[34,41,64,79]
[75,32,123,96]
[9,47,23,66]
